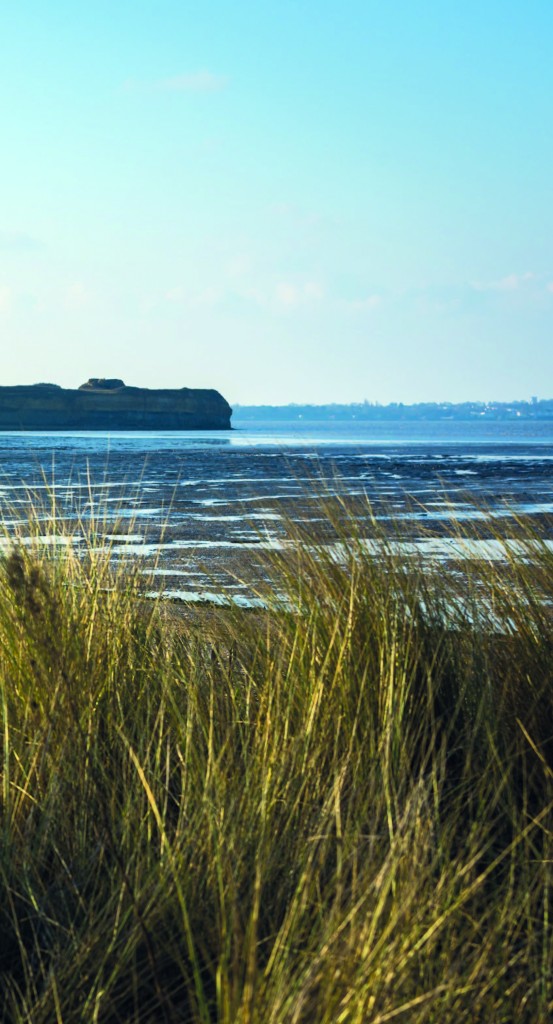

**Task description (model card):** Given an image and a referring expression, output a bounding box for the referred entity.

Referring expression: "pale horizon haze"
[1,2,552,405]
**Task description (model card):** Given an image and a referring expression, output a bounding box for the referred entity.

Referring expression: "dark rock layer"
[0,380,232,430]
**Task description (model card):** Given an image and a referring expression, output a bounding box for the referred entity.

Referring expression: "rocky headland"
[0,378,232,430]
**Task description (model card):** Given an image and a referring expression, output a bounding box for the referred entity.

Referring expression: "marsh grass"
[0,494,552,1022]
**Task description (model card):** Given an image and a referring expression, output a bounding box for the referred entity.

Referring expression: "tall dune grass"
[0,500,552,1022]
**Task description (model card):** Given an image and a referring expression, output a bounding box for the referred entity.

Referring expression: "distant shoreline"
[232,399,553,423]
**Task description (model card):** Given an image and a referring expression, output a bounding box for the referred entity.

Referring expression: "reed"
[0,498,551,1022]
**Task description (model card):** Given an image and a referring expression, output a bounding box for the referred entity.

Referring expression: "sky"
[1,1,552,405]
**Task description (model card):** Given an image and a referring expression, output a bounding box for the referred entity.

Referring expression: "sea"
[0,417,551,604]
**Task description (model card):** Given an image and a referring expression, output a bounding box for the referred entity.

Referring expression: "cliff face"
[0,380,232,430]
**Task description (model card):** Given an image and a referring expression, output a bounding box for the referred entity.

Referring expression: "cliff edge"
[0,379,232,430]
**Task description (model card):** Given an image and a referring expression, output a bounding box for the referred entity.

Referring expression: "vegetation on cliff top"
[0,504,552,1022]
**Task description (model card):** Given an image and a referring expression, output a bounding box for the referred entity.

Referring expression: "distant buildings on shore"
[233,399,553,422]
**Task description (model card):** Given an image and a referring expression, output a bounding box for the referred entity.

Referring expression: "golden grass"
[0,497,551,1022]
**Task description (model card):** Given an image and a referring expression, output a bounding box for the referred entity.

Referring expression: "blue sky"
[1,1,552,403]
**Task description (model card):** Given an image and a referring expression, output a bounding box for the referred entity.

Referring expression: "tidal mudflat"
[0,421,551,604]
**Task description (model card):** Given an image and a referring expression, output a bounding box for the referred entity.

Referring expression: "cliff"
[0,379,232,430]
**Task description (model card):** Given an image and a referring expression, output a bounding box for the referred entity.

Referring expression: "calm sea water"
[0,418,551,601]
